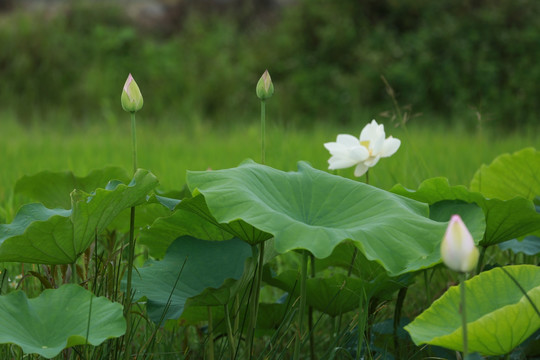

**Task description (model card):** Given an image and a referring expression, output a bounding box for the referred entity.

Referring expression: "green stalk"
[85,291,94,360]
[261,100,266,164]
[247,242,265,357]
[130,112,138,174]
[124,112,138,360]
[207,306,215,360]
[460,273,468,359]
[71,262,78,285]
[224,304,236,359]
[476,246,487,274]
[293,250,309,360]
[356,289,369,360]
[393,287,408,357]
[308,254,316,360]
[365,170,369,185]
[246,97,268,357]
[423,270,431,307]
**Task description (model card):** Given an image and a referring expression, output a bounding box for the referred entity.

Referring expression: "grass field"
[1,115,537,215]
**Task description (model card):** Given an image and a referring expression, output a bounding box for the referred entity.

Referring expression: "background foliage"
[1,0,539,129]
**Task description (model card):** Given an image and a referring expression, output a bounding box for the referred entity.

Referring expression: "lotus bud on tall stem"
[441,214,479,359]
[247,70,274,357]
[121,73,143,360]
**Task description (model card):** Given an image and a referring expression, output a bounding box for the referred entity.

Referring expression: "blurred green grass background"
[1,0,540,129]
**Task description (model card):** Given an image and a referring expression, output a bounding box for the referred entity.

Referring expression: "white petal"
[324,142,347,155]
[370,133,385,156]
[364,155,380,167]
[354,163,369,177]
[359,120,379,142]
[381,137,401,157]
[336,134,360,147]
[328,156,358,170]
[348,145,369,161]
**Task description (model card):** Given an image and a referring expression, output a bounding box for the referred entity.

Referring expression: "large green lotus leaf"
[139,195,234,259]
[405,265,540,356]
[0,169,158,264]
[130,236,252,323]
[181,193,273,245]
[187,161,448,276]
[0,284,125,358]
[470,148,540,201]
[391,177,540,247]
[15,166,131,209]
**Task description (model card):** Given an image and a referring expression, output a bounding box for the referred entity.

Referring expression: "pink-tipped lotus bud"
[121,73,143,113]
[256,70,274,100]
[441,215,479,273]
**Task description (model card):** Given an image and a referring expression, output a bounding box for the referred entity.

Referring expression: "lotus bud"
[441,215,479,273]
[256,70,274,100]
[121,73,143,113]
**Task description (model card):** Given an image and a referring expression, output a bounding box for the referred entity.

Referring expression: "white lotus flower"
[324,120,401,177]
[441,215,479,273]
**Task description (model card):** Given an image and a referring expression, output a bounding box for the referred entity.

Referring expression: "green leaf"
[139,195,234,259]
[405,265,540,356]
[15,166,130,209]
[130,236,252,323]
[499,236,540,256]
[470,148,540,201]
[0,284,125,358]
[0,169,158,264]
[391,177,540,247]
[187,161,448,276]
[182,193,273,246]
[429,200,485,243]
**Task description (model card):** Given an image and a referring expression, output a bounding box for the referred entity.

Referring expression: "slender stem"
[423,270,431,306]
[207,306,215,360]
[224,304,236,359]
[85,291,94,359]
[393,287,408,357]
[460,273,468,358]
[356,289,368,360]
[124,111,138,360]
[130,112,137,173]
[71,262,77,285]
[247,242,265,357]
[294,250,309,360]
[233,294,239,335]
[254,242,265,322]
[347,248,358,277]
[337,246,359,335]
[308,254,316,360]
[476,246,487,274]
[260,100,266,164]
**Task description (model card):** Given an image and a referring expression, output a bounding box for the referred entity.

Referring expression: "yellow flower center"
[360,140,372,155]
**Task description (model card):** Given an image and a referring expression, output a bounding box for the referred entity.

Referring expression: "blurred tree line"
[1,0,539,129]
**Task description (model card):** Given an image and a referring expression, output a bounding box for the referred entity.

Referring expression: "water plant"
[0,69,538,360]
